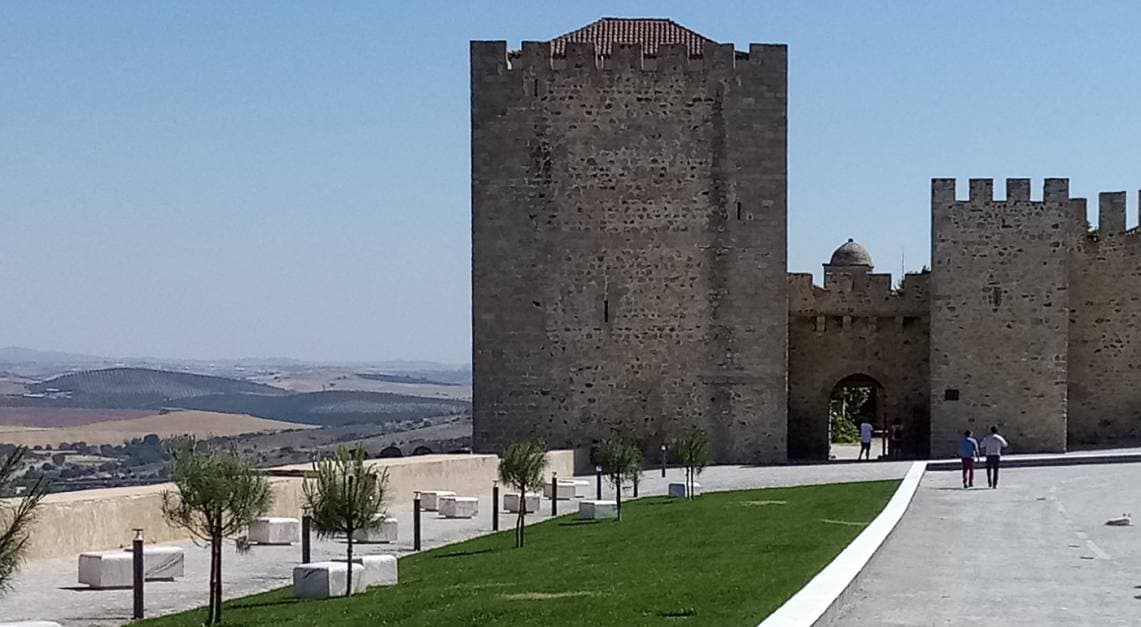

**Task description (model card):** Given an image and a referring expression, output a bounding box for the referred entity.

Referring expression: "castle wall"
[471,41,788,462]
[788,272,930,459]
[1068,192,1141,445]
[929,178,1084,455]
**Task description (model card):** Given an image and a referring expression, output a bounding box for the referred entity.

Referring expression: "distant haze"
[4,3,1141,362]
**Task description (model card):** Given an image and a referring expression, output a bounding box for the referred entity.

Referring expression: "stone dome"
[829,239,873,267]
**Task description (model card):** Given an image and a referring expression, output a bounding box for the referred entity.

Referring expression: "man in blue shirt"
[958,430,979,488]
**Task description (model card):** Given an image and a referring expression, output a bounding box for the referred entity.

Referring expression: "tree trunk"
[207,536,216,625]
[345,526,354,597]
[517,505,525,548]
[208,530,221,625]
[615,476,622,520]
[215,537,223,625]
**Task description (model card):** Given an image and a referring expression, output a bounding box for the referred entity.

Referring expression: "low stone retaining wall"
[14,450,574,561]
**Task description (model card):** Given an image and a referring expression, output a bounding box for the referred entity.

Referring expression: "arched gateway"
[787,240,931,461]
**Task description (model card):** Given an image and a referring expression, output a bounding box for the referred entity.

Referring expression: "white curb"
[759,461,927,627]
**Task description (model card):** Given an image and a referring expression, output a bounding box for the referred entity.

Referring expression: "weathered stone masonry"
[471,27,788,463]
[471,19,1141,462]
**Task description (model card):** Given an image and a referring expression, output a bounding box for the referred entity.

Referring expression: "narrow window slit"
[603,299,609,323]
[736,201,742,220]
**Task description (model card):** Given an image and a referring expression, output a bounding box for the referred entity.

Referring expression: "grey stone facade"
[470,20,1141,463]
[471,29,788,463]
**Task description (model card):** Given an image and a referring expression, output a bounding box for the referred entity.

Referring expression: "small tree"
[161,438,272,625]
[674,430,712,500]
[304,447,388,596]
[497,440,548,548]
[598,437,641,520]
[0,446,48,592]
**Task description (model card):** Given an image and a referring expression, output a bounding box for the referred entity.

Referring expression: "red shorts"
[961,457,975,470]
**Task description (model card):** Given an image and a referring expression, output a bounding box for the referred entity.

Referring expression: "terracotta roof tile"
[550,18,715,58]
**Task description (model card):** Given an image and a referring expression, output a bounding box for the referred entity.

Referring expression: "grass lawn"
[141,480,898,626]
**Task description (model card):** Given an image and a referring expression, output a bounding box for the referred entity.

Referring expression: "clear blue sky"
[3,2,1140,364]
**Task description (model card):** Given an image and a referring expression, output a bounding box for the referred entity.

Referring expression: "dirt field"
[248,370,472,400]
[0,407,153,427]
[0,376,34,395]
[0,410,311,447]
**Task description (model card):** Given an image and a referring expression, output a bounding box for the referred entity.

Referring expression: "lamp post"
[132,528,144,620]
[660,444,667,478]
[301,508,312,564]
[551,472,558,517]
[492,480,499,532]
[413,491,422,551]
[595,465,602,499]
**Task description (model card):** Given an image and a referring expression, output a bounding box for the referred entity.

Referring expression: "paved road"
[829,463,1141,626]
[0,461,909,626]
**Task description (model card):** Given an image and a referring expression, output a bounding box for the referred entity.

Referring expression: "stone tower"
[928,178,1085,455]
[471,19,789,462]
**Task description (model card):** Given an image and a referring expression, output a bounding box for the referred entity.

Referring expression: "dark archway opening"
[828,374,886,460]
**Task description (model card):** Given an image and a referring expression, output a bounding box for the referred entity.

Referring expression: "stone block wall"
[929,178,1084,455]
[471,41,788,463]
[788,272,930,459]
[1069,191,1141,445]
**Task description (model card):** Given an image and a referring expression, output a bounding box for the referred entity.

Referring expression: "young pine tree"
[674,430,712,500]
[497,440,548,548]
[598,437,642,520]
[303,446,388,596]
[161,438,272,625]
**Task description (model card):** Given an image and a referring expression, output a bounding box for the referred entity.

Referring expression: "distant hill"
[21,367,287,408]
[355,373,462,386]
[169,390,470,427]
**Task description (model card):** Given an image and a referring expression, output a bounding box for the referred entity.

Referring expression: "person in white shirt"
[858,421,874,461]
[979,426,1009,488]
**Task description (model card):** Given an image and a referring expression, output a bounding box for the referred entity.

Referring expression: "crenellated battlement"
[787,271,929,318]
[471,40,786,77]
[931,178,1072,205]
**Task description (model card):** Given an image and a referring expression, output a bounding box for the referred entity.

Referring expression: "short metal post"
[660,444,667,478]
[413,491,422,551]
[633,472,639,498]
[492,481,499,532]
[551,472,558,517]
[132,528,144,620]
[301,513,311,563]
[595,465,602,499]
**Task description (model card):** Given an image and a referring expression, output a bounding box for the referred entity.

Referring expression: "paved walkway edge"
[758,461,927,627]
[926,450,1141,471]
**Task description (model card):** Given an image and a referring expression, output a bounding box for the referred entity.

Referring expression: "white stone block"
[0,622,64,627]
[542,480,576,500]
[351,554,398,588]
[352,516,398,543]
[668,481,702,498]
[578,499,618,520]
[77,546,184,588]
[249,517,301,544]
[569,479,591,498]
[439,496,479,518]
[419,490,456,511]
[292,561,366,599]
[503,492,541,513]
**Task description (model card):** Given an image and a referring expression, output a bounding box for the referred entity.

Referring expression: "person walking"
[890,420,904,459]
[980,426,1008,488]
[958,429,979,488]
[858,420,874,461]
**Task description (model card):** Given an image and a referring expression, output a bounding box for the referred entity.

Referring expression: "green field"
[142,480,898,626]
